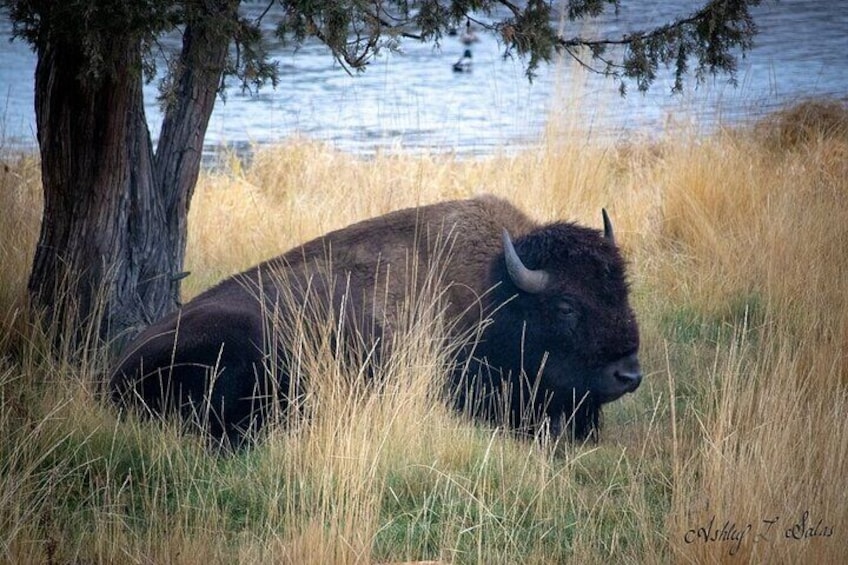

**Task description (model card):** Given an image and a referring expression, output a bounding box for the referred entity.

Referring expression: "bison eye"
[556,299,579,330]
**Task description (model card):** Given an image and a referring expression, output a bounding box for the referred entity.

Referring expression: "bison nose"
[615,368,642,391]
[611,354,642,392]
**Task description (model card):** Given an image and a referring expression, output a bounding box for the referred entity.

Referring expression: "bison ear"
[602,208,615,244]
[502,229,550,294]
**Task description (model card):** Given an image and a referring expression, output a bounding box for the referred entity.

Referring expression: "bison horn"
[602,208,615,244]
[502,229,550,294]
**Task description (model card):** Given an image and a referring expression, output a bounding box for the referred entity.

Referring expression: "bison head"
[472,210,641,438]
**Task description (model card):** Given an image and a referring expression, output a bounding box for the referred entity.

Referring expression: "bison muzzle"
[110,195,641,444]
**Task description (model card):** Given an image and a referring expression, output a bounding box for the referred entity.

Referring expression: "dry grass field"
[1,99,846,563]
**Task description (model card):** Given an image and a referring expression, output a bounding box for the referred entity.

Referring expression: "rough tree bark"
[28,1,238,351]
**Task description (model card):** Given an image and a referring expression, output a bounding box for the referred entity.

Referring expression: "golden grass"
[1,98,847,563]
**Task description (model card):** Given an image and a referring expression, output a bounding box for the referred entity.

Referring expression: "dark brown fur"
[110,195,641,444]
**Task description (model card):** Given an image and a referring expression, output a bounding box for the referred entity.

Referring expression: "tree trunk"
[153,1,239,313]
[28,1,238,353]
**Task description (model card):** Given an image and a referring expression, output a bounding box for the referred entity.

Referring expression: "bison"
[110,195,641,444]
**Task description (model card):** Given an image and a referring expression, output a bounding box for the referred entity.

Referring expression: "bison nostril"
[615,370,642,391]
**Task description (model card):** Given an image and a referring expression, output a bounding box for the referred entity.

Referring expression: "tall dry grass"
[1,98,846,563]
[652,100,848,564]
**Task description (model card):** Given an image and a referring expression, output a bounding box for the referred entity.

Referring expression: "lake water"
[1,1,846,158]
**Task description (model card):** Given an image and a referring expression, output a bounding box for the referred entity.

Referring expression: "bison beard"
[110,195,642,445]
